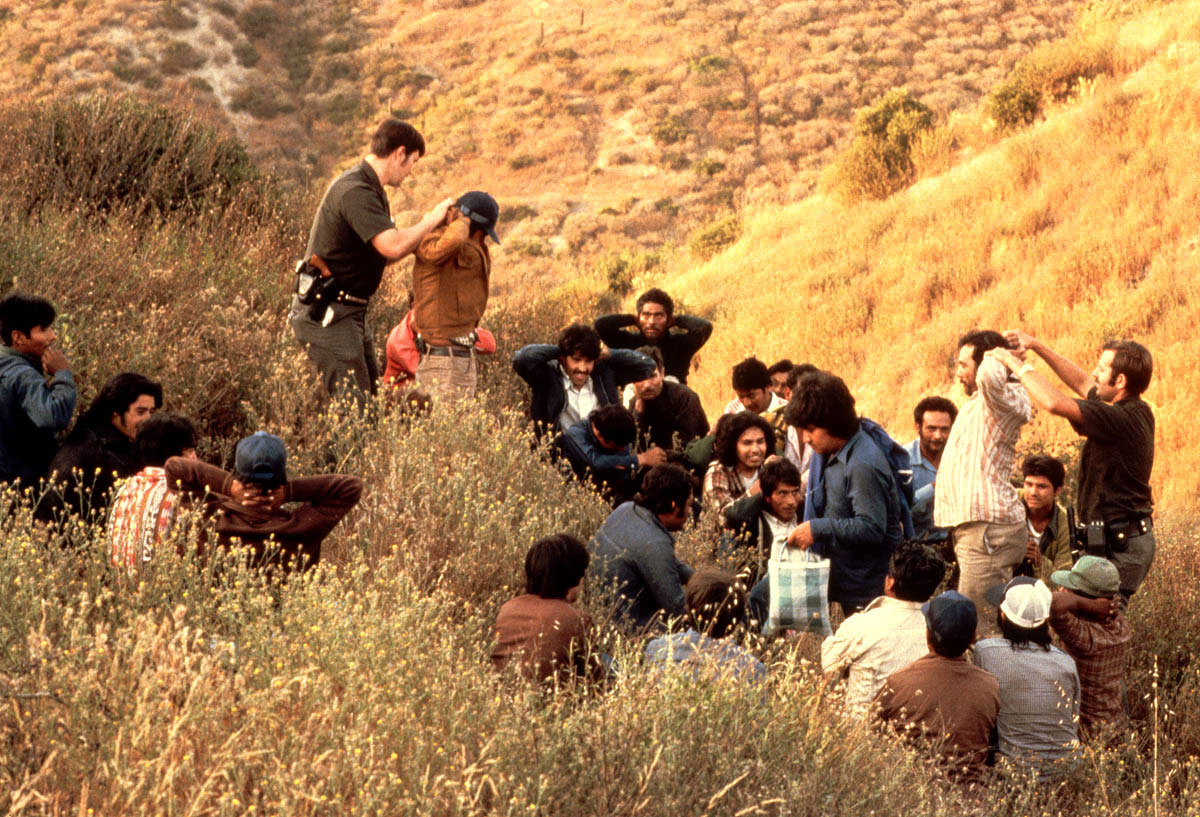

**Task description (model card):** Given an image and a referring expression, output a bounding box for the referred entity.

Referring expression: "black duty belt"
[424,345,472,358]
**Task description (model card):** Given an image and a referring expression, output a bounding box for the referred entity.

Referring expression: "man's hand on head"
[428,197,456,223]
[231,480,286,511]
[984,347,1023,371]
[1004,329,1037,354]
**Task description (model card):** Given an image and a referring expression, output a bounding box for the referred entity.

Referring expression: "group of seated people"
[0,292,363,575]
[501,285,1140,787]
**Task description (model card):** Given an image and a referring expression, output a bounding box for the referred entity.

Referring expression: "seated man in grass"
[165,431,362,573]
[821,542,945,717]
[628,346,709,453]
[108,413,199,579]
[492,534,603,684]
[976,577,1080,773]
[1017,454,1073,586]
[588,464,696,633]
[645,567,766,682]
[562,404,665,506]
[1048,556,1131,740]
[873,590,1000,788]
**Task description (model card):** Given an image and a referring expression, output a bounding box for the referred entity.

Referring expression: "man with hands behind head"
[991,332,1155,597]
[594,288,712,385]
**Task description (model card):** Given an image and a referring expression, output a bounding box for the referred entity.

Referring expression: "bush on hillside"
[986,37,1115,131]
[830,89,935,201]
[0,96,263,220]
[688,213,741,260]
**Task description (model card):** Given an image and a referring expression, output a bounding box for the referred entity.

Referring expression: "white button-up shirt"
[558,368,599,431]
[820,595,929,717]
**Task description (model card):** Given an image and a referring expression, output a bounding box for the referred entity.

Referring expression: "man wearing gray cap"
[975,577,1080,772]
[1048,556,1131,738]
[873,590,1000,786]
[165,431,363,572]
[410,191,500,404]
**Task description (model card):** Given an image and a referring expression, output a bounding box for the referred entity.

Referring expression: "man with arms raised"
[905,396,957,541]
[513,323,656,440]
[994,333,1155,597]
[594,288,712,385]
[934,330,1031,633]
[289,118,453,397]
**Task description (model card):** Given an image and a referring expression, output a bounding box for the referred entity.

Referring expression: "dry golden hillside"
[654,0,1200,509]
[0,0,1081,282]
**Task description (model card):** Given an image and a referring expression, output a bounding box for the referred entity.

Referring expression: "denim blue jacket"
[905,438,941,539]
[808,428,905,608]
[0,346,77,482]
[588,501,694,632]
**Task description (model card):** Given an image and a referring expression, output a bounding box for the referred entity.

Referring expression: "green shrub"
[232,41,260,68]
[0,95,263,220]
[985,38,1115,132]
[238,2,279,39]
[591,249,663,296]
[157,4,197,30]
[688,213,741,259]
[987,77,1042,131]
[500,203,537,223]
[159,39,205,75]
[507,154,541,170]
[692,157,726,177]
[651,113,694,146]
[230,81,297,118]
[832,88,935,200]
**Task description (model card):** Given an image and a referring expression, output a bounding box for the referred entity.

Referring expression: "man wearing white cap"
[975,577,1080,772]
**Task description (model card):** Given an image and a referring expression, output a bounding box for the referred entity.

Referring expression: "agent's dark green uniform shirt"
[304,160,395,299]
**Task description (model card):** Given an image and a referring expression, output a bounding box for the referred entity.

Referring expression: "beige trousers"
[416,351,477,406]
[953,520,1026,637]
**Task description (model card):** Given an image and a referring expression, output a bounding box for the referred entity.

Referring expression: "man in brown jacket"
[410,190,499,404]
[165,431,362,572]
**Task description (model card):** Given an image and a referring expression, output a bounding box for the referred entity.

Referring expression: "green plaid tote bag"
[766,551,831,637]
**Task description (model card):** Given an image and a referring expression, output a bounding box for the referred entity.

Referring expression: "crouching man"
[165,431,363,572]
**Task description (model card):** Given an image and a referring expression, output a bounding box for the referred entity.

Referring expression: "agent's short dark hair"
[998,611,1053,649]
[0,292,56,346]
[634,464,695,515]
[888,542,946,603]
[713,412,776,468]
[136,413,198,467]
[590,404,637,448]
[731,357,771,392]
[913,395,958,427]
[785,363,820,392]
[784,371,860,439]
[686,567,746,639]
[370,118,425,158]
[767,359,794,378]
[1103,339,1153,395]
[557,323,602,361]
[635,288,675,318]
[958,330,1007,365]
[1022,454,1066,490]
[636,345,665,371]
[524,534,589,599]
[78,372,163,433]
[759,458,801,498]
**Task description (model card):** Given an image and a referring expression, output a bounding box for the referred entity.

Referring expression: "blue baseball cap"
[921,590,978,655]
[234,431,287,488]
[456,191,501,244]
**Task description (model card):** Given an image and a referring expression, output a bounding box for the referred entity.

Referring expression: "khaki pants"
[416,350,477,406]
[953,520,1026,637]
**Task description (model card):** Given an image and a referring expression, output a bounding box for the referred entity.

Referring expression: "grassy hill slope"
[660,0,1200,509]
[0,0,1082,284]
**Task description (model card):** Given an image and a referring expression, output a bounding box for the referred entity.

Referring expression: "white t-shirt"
[722,392,787,416]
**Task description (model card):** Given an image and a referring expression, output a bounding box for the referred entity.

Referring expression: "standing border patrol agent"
[289,119,453,398]
[990,332,1156,598]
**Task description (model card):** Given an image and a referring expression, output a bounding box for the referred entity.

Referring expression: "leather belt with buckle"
[424,345,471,358]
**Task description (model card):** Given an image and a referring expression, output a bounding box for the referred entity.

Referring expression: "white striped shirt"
[934,356,1031,527]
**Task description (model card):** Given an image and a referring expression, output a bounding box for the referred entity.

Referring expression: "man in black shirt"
[992,332,1155,597]
[594,288,712,385]
[289,119,453,397]
[628,346,709,452]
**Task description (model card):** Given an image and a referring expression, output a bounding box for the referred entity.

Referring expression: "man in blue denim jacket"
[786,371,904,614]
[0,293,77,487]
